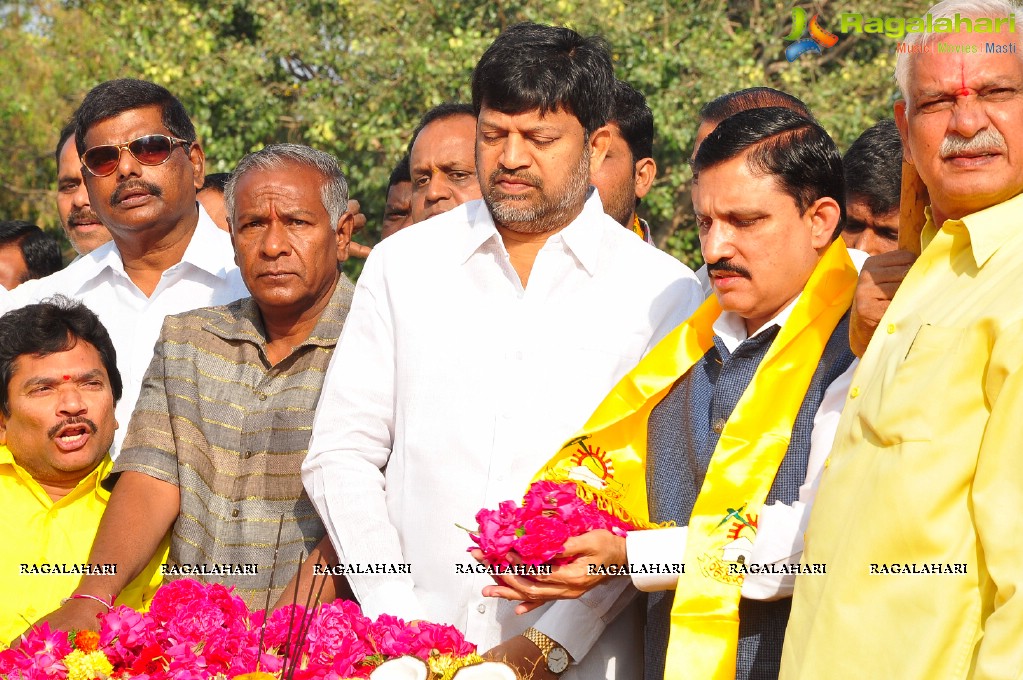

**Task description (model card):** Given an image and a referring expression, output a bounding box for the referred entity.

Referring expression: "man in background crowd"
[694,87,814,156]
[841,118,902,256]
[381,155,413,239]
[0,78,249,457]
[55,121,112,256]
[408,103,481,224]
[591,80,657,243]
[0,221,62,290]
[197,171,230,231]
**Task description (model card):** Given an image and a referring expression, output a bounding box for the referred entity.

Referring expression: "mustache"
[68,206,102,226]
[47,416,99,440]
[706,260,752,279]
[110,179,163,206]
[488,168,543,190]
[940,129,1007,158]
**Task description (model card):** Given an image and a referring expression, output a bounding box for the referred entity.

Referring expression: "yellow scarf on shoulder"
[532,239,857,679]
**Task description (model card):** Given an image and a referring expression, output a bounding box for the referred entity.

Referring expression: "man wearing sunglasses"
[0,78,248,458]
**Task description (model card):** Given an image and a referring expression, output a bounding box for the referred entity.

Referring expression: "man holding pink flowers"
[302,21,702,680]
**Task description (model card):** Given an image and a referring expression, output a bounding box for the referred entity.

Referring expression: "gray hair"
[224,143,349,230]
[895,0,1022,99]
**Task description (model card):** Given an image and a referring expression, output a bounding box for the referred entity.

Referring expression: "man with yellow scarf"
[483,106,861,680]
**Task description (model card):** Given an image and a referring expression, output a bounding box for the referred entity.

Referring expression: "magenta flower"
[407,621,477,658]
[515,515,573,563]
[367,613,418,657]
[470,480,639,568]
[302,600,373,675]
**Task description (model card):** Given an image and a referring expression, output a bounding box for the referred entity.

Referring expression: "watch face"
[547,647,570,674]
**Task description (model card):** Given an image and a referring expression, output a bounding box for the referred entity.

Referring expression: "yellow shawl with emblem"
[532,239,857,679]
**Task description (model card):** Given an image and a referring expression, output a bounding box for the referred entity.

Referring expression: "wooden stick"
[256,514,286,670]
[899,159,929,255]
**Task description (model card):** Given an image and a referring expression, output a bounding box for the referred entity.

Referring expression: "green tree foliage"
[0,0,929,270]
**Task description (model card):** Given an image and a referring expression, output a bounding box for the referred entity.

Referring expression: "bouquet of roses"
[0,579,508,680]
[467,481,636,567]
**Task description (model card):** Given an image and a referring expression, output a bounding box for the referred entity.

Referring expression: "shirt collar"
[57,202,234,291]
[177,202,236,278]
[458,189,606,276]
[556,189,605,277]
[923,191,1023,268]
[712,294,801,354]
[206,273,354,350]
[0,445,114,504]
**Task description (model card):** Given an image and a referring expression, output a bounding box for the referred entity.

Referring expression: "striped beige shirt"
[114,277,353,608]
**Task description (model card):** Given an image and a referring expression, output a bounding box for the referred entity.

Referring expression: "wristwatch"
[522,627,571,675]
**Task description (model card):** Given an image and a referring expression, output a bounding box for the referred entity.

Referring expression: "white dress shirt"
[0,205,247,456]
[303,193,702,679]
[625,292,859,600]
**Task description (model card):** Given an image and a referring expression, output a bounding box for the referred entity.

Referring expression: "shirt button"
[231,508,240,517]
[258,393,267,401]
[477,604,486,614]
[712,418,726,434]
[244,450,253,459]
[850,386,860,398]
[886,323,896,334]
[824,457,831,468]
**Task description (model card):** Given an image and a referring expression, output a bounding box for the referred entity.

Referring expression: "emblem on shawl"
[699,504,760,586]
[563,438,623,498]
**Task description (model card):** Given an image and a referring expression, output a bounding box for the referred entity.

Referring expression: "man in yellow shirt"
[0,298,162,644]
[782,2,1023,678]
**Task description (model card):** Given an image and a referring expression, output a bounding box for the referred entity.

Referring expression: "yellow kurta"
[782,193,1023,679]
[0,446,165,643]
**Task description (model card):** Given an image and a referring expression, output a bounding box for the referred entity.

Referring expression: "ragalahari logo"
[785,7,840,61]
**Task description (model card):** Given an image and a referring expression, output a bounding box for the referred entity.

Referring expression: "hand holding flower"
[479,529,628,613]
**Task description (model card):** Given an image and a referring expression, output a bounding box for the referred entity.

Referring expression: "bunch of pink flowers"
[0,579,476,680]
[469,481,636,567]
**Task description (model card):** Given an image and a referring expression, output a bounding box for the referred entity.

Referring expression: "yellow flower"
[63,649,113,680]
[427,652,486,680]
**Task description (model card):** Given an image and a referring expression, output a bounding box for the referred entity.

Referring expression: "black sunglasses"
[81,134,190,177]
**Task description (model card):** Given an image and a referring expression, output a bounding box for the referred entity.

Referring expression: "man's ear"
[588,126,612,176]
[0,410,8,447]
[634,158,657,200]
[806,196,842,249]
[230,223,240,268]
[336,211,355,263]
[189,142,206,191]
[894,99,912,165]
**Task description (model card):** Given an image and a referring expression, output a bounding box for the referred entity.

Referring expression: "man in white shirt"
[483,106,860,680]
[303,22,702,680]
[0,79,248,456]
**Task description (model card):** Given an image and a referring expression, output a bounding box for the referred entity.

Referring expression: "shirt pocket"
[858,323,966,444]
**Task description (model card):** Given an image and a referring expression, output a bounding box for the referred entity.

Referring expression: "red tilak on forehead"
[62,375,70,381]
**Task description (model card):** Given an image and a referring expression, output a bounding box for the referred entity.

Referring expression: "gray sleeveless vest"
[645,313,853,680]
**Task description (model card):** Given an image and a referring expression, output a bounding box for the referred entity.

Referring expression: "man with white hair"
[782,1,1023,677]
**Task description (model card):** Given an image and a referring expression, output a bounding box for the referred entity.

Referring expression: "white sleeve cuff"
[624,527,688,592]
[740,501,806,601]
